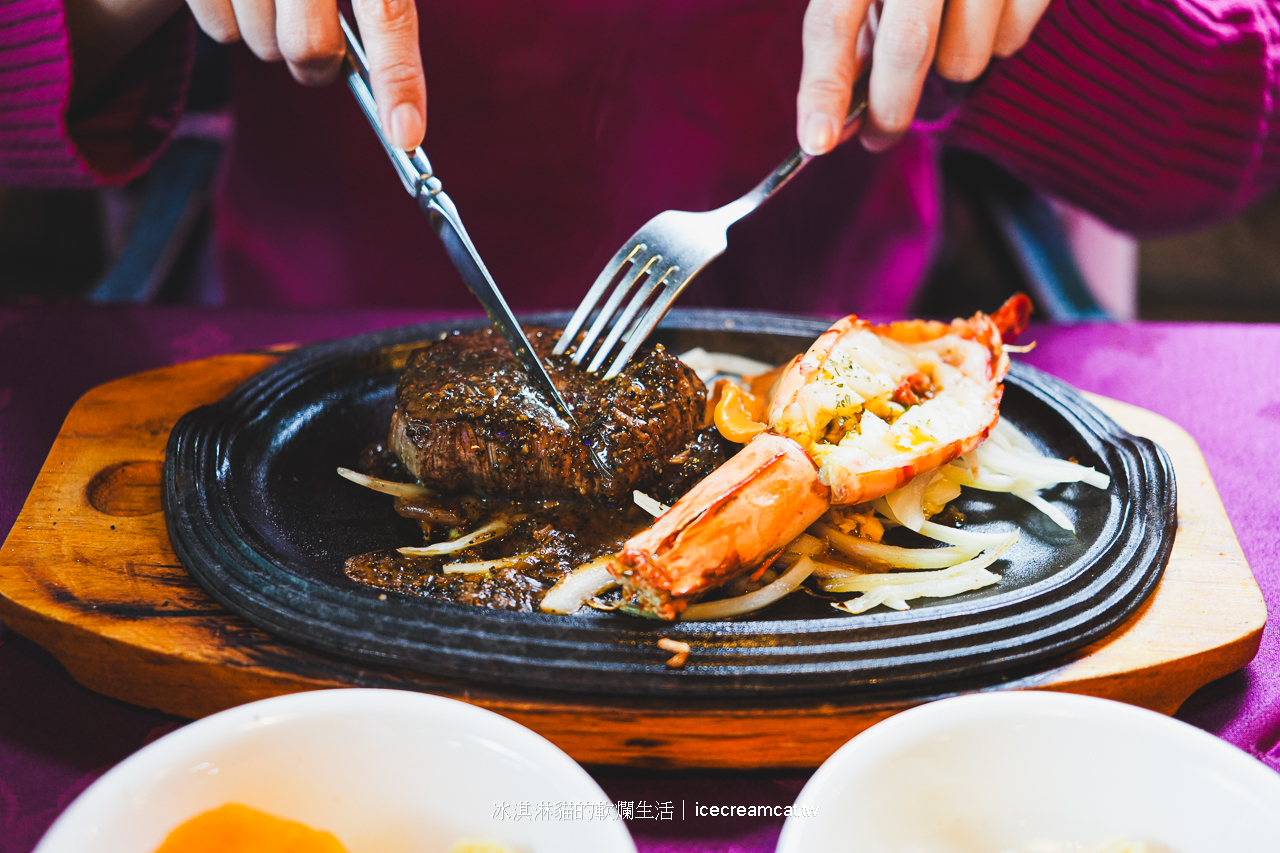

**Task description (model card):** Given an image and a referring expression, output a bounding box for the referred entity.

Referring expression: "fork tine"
[585,263,677,374]
[572,251,661,366]
[599,272,685,381]
[553,243,646,356]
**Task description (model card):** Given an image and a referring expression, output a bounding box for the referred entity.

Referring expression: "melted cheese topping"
[770,329,996,489]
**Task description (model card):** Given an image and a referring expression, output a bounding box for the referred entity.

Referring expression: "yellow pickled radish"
[153,803,347,853]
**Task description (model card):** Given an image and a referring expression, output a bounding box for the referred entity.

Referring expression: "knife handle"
[339,12,439,201]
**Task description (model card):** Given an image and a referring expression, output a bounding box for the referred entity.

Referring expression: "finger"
[275,0,344,86]
[228,0,281,61]
[353,0,426,150]
[863,0,946,152]
[935,0,1005,82]
[797,0,875,156]
[187,0,242,44]
[993,0,1052,57]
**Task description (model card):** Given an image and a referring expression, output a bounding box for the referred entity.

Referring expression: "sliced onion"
[871,496,900,525]
[948,460,1081,497]
[943,463,1032,493]
[922,474,962,514]
[633,490,670,518]
[821,534,1013,595]
[540,556,619,614]
[884,470,932,531]
[831,565,1001,614]
[678,347,776,382]
[813,522,983,568]
[916,519,1017,550]
[989,417,1040,453]
[337,467,433,498]
[441,555,528,574]
[682,557,817,621]
[971,440,1110,490]
[1014,490,1075,531]
[807,560,862,580]
[784,533,827,557]
[825,541,1013,614]
[398,517,518,557]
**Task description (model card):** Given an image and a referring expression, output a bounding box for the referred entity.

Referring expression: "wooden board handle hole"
[87,461,164,516]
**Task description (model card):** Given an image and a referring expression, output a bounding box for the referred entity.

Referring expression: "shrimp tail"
[991,293,1032,339]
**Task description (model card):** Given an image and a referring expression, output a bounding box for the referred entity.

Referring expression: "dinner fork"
[554,32,875,380]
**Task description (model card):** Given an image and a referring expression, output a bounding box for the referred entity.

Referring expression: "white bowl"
[36,689,635,853]
[777,691,1280,853]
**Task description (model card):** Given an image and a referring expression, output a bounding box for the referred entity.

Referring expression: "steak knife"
[340,14,611,477]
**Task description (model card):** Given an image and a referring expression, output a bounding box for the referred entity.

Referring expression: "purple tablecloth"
[1,304,1276,852]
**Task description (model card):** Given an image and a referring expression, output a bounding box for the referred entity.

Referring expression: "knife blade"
[339,13,612,478]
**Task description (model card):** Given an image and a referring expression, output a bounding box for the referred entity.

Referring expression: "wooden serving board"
[0,353,1265,769]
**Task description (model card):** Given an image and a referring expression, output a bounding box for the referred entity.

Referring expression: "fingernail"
[389,103,423,150]
[860,127,897,153]
[799,111,838,156]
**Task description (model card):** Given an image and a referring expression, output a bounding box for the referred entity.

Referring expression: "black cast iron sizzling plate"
[164,309,1176,697]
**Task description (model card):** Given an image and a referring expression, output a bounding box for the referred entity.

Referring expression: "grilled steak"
[389,326,713,501]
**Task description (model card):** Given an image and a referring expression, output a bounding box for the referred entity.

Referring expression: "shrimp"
[610,295,1031,619]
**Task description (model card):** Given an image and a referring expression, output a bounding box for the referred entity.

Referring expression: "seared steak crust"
[390,327,708,501]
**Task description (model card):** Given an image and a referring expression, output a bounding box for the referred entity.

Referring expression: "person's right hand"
[187,0,426,150]
[798,0,1052,155]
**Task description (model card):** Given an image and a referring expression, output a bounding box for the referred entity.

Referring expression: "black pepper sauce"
[343,428,726,612]
[344,497,653,611]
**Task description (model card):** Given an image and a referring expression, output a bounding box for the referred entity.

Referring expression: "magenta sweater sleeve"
[0,0,193,188]
[946,0,1280,236]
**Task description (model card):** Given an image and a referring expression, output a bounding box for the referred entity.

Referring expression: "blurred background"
[1137,195,1280,322]
[3,34,1277,322]
[7,165,1276,321]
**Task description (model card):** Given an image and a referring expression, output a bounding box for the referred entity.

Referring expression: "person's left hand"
[797,0,1053,155]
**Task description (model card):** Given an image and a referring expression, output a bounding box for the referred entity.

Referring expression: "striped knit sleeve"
[945,0,1280,236]
[0,0,193,188]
